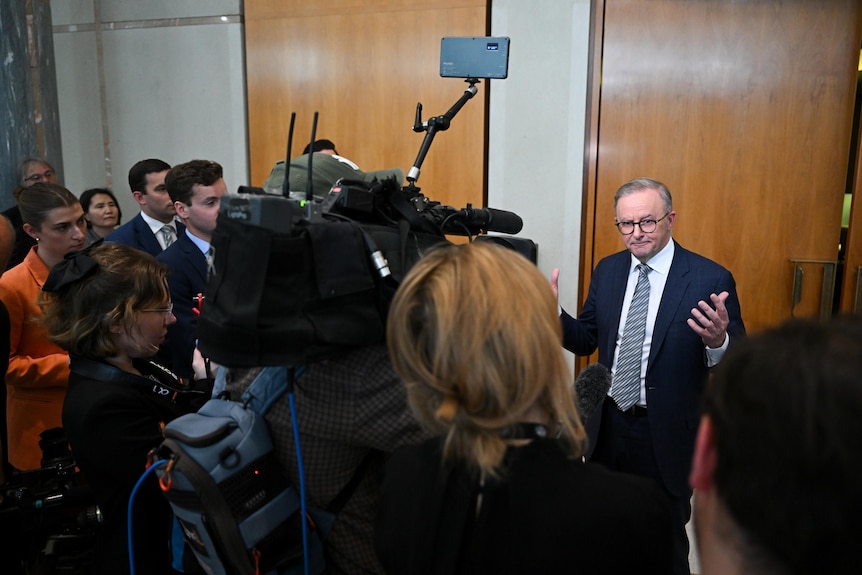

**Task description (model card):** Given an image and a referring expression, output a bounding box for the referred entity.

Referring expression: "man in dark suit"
[690,316,862,575]
[157,160,226,379]
[106,159,184,256]
[552,177,745,575]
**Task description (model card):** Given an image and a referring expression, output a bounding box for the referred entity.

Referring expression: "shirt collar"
[184,228,211,255]
[630,238,675,276]
[140,211,176,234]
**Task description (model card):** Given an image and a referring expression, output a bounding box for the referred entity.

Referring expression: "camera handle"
[405,78,480,188]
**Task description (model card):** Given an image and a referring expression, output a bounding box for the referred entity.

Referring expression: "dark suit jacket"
[157,231,207,379]
[561,242,745,496]
[376,437,674,575]
[106,213,185,257]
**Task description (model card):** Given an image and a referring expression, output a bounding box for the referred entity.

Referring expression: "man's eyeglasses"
[142,302,174,322]
[23,170,55,183]
[615,212,670,235]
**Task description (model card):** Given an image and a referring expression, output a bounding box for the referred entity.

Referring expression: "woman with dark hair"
[0,182,86,471]
[376,242,675,574]
[40,242,206,574]
[79,187,122,245]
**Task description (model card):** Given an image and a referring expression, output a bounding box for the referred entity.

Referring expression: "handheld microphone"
[454,206,523,235]
[574,363,611,423]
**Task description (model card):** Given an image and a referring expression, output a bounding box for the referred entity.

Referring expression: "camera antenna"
[306,111,319,202]
[281,112,296,198]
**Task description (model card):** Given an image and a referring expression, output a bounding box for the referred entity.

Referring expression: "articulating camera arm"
[406,78,479,186]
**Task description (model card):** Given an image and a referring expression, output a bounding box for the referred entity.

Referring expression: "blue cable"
[288,389,310,575]
[128,459,166,575]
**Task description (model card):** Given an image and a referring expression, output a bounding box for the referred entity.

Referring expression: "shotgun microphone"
[451,206,523,235]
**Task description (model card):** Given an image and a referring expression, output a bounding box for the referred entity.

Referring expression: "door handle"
[789,259,836,319]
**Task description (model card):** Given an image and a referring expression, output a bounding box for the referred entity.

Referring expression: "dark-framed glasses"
[615,212,670,235]
[142,302,174,322]
[23,170,55,183]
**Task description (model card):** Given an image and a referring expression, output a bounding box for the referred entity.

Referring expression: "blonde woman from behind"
[376,241,675,575]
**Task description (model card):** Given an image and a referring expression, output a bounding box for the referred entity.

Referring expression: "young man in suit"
[106,159,183,256]
[552,177,745,575]
[157,160,226,379]
[690,316,862,575]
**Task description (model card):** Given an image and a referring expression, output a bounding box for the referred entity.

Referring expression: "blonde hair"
[387,242,586,477]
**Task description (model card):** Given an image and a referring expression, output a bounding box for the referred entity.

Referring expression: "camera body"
[0,428,100,575]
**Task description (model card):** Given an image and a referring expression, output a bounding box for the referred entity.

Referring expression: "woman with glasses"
[0,183,86,472]
[40,242,207,575]
[376,242,675,574]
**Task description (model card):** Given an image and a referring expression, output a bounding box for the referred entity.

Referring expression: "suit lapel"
[180,234,208,284]
[649,245,691,367]
[604,252,631,362]
[134,214,161,254]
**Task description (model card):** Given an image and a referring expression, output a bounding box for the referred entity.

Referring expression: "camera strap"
[69,356,205,401]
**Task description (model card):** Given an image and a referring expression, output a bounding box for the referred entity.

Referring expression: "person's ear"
[689,415,717,491]
[22,223,38,241]
[108,313,125,335]
[174,201,189,220]
[666,210,677,230]
[132,191,146,206]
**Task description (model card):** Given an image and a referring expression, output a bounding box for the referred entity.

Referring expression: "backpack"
[151,366,367,575]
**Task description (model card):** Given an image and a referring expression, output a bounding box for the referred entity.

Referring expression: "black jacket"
[62,356,203,575]
[376,437,675,575]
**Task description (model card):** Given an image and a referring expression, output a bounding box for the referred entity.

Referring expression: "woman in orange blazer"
[0,183,86,471]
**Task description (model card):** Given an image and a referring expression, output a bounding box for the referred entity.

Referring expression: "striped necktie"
[611,264,651,411]
[161,225,175,248]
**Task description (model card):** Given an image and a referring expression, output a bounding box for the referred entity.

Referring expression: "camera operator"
[39,243,207,575]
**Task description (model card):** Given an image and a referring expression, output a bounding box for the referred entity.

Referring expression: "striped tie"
[206,246,215,277]
[161,225,175,248]
[611,264,651,411]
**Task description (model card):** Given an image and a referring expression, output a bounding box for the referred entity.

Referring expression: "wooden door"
[583,0,862,335]
[244,0,488,213]
[840,84,862,314]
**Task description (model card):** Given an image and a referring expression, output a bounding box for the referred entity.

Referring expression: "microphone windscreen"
[484,208,523,234]
[574,363,611,423]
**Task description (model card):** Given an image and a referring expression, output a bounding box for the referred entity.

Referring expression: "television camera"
[0,428,100,575]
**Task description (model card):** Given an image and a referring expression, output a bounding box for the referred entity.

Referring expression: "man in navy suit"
[552,177,745,575]
[157,160,226,379]
[690,316,862,575]
[106,159,183,256]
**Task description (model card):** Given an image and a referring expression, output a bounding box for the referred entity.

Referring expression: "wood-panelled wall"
[584,0,862,335]
[244,0,488,212]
